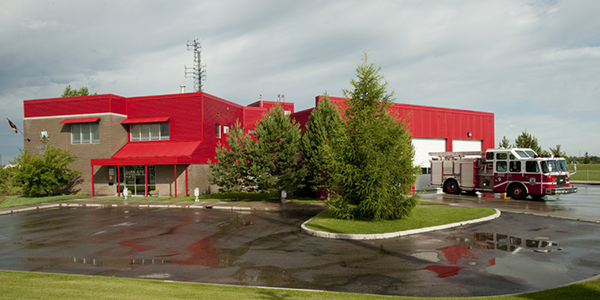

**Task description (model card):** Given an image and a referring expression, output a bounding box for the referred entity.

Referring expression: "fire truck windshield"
[541,160,563,173]
[558,160,569,172]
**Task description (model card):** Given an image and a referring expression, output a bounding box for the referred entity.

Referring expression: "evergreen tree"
[249,103,306,199]
[499,136,511,148]
[549,144,566,157]
[208,119,254,196]
[11,145,80,197]
[301,93,341,199]
[514,130,544,154]
[327,52,420,221]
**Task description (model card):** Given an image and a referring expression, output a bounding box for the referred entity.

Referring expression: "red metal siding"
[198,94,245,159]
[125,93,205,143]
[320,96,495,152]
[24,94,126,118]
[242,107,267,130]
[290,108,313,131]
[246,100,294,113]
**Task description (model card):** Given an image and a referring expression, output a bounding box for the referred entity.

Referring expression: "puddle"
[1,207,599,297]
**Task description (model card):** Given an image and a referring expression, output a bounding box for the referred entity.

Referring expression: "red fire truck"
[429,148,577,200]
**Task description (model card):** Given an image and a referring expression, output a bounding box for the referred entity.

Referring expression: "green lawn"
[0,194,91,209]
[1,271,598,300]
[304,206,496,234]
[570,164,600,181]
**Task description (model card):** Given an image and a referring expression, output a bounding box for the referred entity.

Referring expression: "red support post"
[145,165,148,197]
[174,165,177,198]
[118,166,121,197]
[91,165,95,197]
[185,166,189,196]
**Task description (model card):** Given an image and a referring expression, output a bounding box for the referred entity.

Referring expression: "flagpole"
[6,118,30,142]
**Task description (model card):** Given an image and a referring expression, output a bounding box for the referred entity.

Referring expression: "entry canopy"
[59,117,100,124]
[90,141,204,166]
[121,116,170,124]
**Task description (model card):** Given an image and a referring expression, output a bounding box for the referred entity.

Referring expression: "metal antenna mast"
[185,38,206,92]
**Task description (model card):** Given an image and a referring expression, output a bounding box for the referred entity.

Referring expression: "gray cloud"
[1,0,599,162]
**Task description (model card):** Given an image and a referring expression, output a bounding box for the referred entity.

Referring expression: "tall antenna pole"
[185,38,207,92]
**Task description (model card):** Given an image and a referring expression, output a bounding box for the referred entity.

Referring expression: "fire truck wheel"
[508,183,527,200]
[444,179,461,195]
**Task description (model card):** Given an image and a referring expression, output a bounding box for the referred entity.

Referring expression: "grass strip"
[0,194,91,209]
[570,163,600,181]
[1,270,598,300]
[304,207,496,234]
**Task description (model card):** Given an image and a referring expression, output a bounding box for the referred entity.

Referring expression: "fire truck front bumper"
[546,187,578,195]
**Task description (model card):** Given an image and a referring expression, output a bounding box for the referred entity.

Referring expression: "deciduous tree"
[326,53,420,221]
[61,84,96,97]
[10,145,80,197]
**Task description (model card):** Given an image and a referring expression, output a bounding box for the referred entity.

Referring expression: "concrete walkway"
[0,198,326,216]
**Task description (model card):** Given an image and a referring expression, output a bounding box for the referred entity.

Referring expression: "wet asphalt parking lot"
[0,185,599,297]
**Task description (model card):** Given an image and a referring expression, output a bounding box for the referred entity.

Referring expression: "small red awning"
[121,116,170,124]
[59,117,100,124]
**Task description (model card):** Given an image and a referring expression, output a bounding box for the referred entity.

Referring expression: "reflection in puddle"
[423,232,562,278]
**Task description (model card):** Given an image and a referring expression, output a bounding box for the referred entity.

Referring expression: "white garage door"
[452,139,483,152]
[412,138,446,191]
[412,138,446,168]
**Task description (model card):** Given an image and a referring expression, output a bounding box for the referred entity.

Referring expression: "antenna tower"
[185,38,206,92]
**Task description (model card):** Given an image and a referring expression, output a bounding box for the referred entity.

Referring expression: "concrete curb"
[300,208,501,240]
[0,200,325,216]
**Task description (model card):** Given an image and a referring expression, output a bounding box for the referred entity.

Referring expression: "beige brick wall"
[23,113,128,195]
[23,114,220,197]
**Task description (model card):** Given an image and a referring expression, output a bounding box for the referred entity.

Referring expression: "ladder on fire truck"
[429,151,484,159]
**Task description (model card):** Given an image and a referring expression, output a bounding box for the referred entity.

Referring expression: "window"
[215,124,221,138]
[526,161,539,173]
[509,161,521,173]
[496,153,508,160]
[223,126,229,134]
[541,160,559,173]
[130,123,169,141]
[496,161,507,172]
[71,123,99,144]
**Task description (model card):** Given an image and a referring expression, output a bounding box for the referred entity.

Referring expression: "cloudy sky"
[1,0,599,163]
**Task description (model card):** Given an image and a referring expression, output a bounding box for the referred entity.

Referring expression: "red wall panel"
[24,94,127,118]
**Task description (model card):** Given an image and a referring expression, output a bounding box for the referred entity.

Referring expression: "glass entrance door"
[118,165,156,196]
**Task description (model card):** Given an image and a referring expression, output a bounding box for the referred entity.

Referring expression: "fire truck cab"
[429,148,577,200]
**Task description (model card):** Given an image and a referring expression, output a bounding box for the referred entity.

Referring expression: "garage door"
[412,138,446,191]
[413,138,446,168]
[452,139,482,152]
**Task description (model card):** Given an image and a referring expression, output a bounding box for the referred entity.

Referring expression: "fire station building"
[22,92,493,196]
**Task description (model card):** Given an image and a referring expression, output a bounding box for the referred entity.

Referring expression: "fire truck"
[429,148,577,200]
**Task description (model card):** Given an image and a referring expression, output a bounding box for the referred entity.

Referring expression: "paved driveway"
[0,189,599,297]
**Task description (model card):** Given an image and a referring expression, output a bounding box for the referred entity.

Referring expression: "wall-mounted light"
[467,132,472,137]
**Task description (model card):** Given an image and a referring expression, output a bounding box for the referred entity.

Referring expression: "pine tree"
[499,136,511,148]
[208,119,254,196]
[514,130,544,154]
[327,52,420,221]
[549,144,566,157]
[301,93,341,199]
[249,103,306,199]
